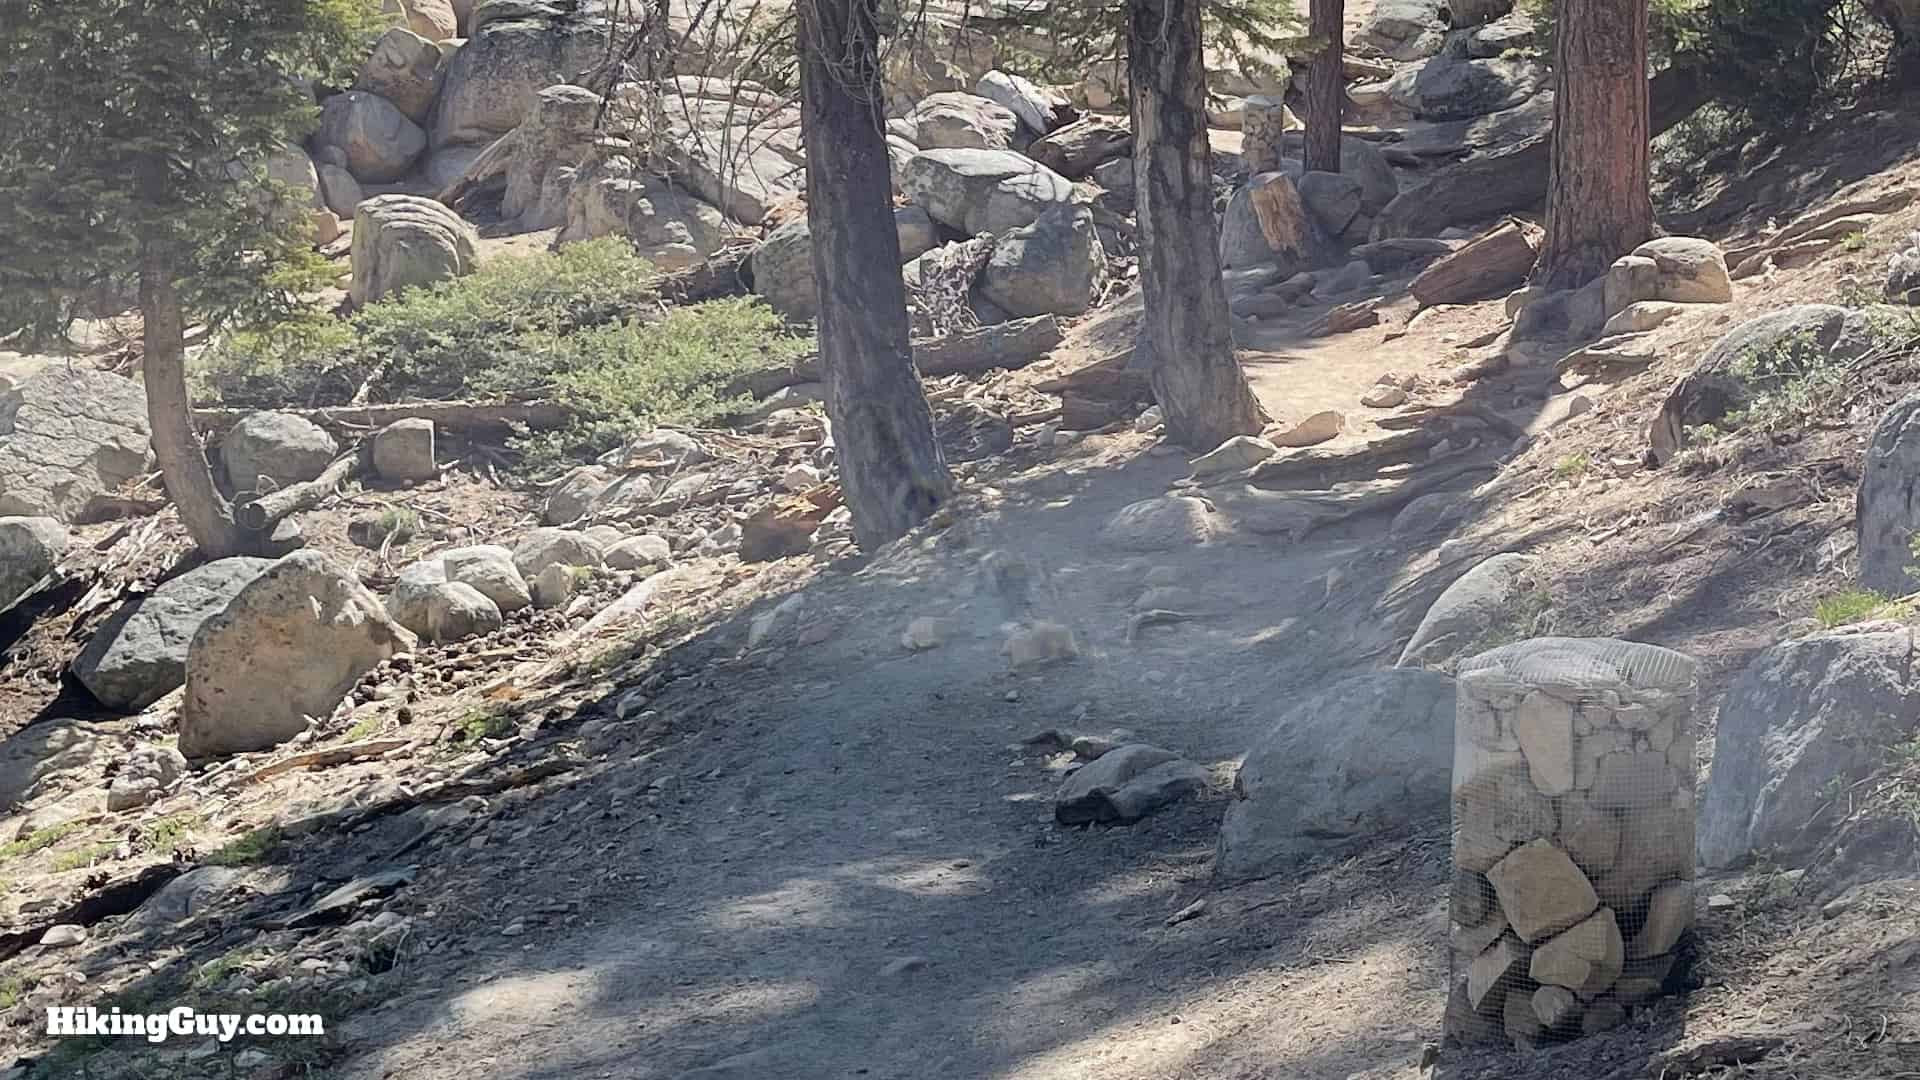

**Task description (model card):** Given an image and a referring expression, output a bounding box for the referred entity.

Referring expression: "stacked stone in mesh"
[1445,637,1698,1050]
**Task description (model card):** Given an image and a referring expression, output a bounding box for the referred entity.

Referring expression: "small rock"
[1532,984,1579,1027]
[426,581,504,642]
[1706,893,1736,911]
[1629,879,1692,959]
[1055,744,1210,825]
[780,464,823,492]
[531,564,577,610]
[1134,406,1164,434]
[605,534,673,571]
[1004,621,1079,669]
[1488,840,1600,943]
[40,924,86,947]
[879,955,929,977]
[901,617,948,651]
[370,419,436,483]
[1360,384,1409,409]
[1271,410,1344,448]
[1189,435,1279,478]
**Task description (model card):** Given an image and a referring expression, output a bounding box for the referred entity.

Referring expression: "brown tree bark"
[796,0,953,551]
[1304,0,1345,175]
[1129,0,1269,449]
[1533,0,1655,290]
[139,245,253,559]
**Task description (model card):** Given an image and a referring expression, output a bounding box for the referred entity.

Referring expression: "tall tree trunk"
[1534,0,1654,290]
[1129,0,1269,449]
[139,244,252,559]
[796,0,952,551]
[1304,0,1345,175]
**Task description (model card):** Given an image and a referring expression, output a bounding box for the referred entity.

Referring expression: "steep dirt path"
[332,390,1460,1080]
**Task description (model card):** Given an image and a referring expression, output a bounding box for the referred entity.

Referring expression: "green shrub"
[200,240,808,474]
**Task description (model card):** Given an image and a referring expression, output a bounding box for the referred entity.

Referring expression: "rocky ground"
[3,4,1920,1080]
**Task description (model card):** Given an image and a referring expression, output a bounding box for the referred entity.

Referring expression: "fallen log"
[913,315,1064,377]
[731,316,1066,397]
[1410,218,1544,306]
[659,241,754,304]
[1375,62,1711,239]
[237,447,368,531]
[195,400,575,439]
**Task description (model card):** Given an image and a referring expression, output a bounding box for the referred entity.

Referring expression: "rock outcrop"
[1217,670,1457,882]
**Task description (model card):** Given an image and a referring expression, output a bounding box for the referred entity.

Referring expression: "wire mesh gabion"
[1443,636,1700,1050]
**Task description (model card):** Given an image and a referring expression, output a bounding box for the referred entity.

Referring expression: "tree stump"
[1242,94,1295,175]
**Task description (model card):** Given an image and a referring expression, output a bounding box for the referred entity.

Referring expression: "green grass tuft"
[1814,588,1906,629]
[205,826,283,867]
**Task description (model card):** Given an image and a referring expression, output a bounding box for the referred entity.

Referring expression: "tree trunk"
[139,245,253,559]
[1304,0,1345,175]
[1534,0,1654,290]
[1129,0,1269,449]
[796,0,953,551]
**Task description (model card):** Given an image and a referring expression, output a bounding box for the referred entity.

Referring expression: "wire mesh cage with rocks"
[1444,636,1700,1050]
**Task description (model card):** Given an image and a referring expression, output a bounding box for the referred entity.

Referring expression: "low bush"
[199,239,808,475]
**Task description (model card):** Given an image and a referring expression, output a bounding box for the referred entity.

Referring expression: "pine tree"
[0,1,374,556]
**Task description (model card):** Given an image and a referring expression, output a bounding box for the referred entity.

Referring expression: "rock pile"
[1446,637,1699,1050]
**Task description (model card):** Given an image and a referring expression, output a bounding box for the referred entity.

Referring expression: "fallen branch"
[196,400,575,439]
[731,316,1065,397]
[236,448,367,531]
[241,739,412,786]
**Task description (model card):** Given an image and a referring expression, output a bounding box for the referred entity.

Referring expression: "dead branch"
[236,448,367,532]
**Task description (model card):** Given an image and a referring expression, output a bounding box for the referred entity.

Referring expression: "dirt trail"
[331,316,1468,1079]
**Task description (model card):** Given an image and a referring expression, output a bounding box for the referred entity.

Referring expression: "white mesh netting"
[1444,636,1700,1050]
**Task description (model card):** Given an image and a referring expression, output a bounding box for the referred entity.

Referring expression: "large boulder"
[904,91,1021,151]
[356,27,448,125]
[180,551,414,758]
[512,528,606,579]
[974,70,1066,135]
[385,0,459,41]
[501,84,604,230]
[317,91,427,184]
[0,367,152,524]
[1277,133,1400,216]
[614,77,807,226]
[440,544,533,612]
[0,517,67,613]
[751,210,953,321]
[1605,237,1733,312]
[1217,670,1458,882]
[72,558,276,710]
[261,146,324,211]
[1861,393,1920,591]
[1025,116,1132,181]
[1647,305,1879,465]
[900,148,1075,236]
[350,194,481,305]
[1699,625,1920,868]
[431,6,610,147]
[1386,56,1547,121]
[979,205,1107,317]
[1399,553,1542,668]
[557,157,728,270]
[1362,0,1447,59]
[221,412,338,494]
